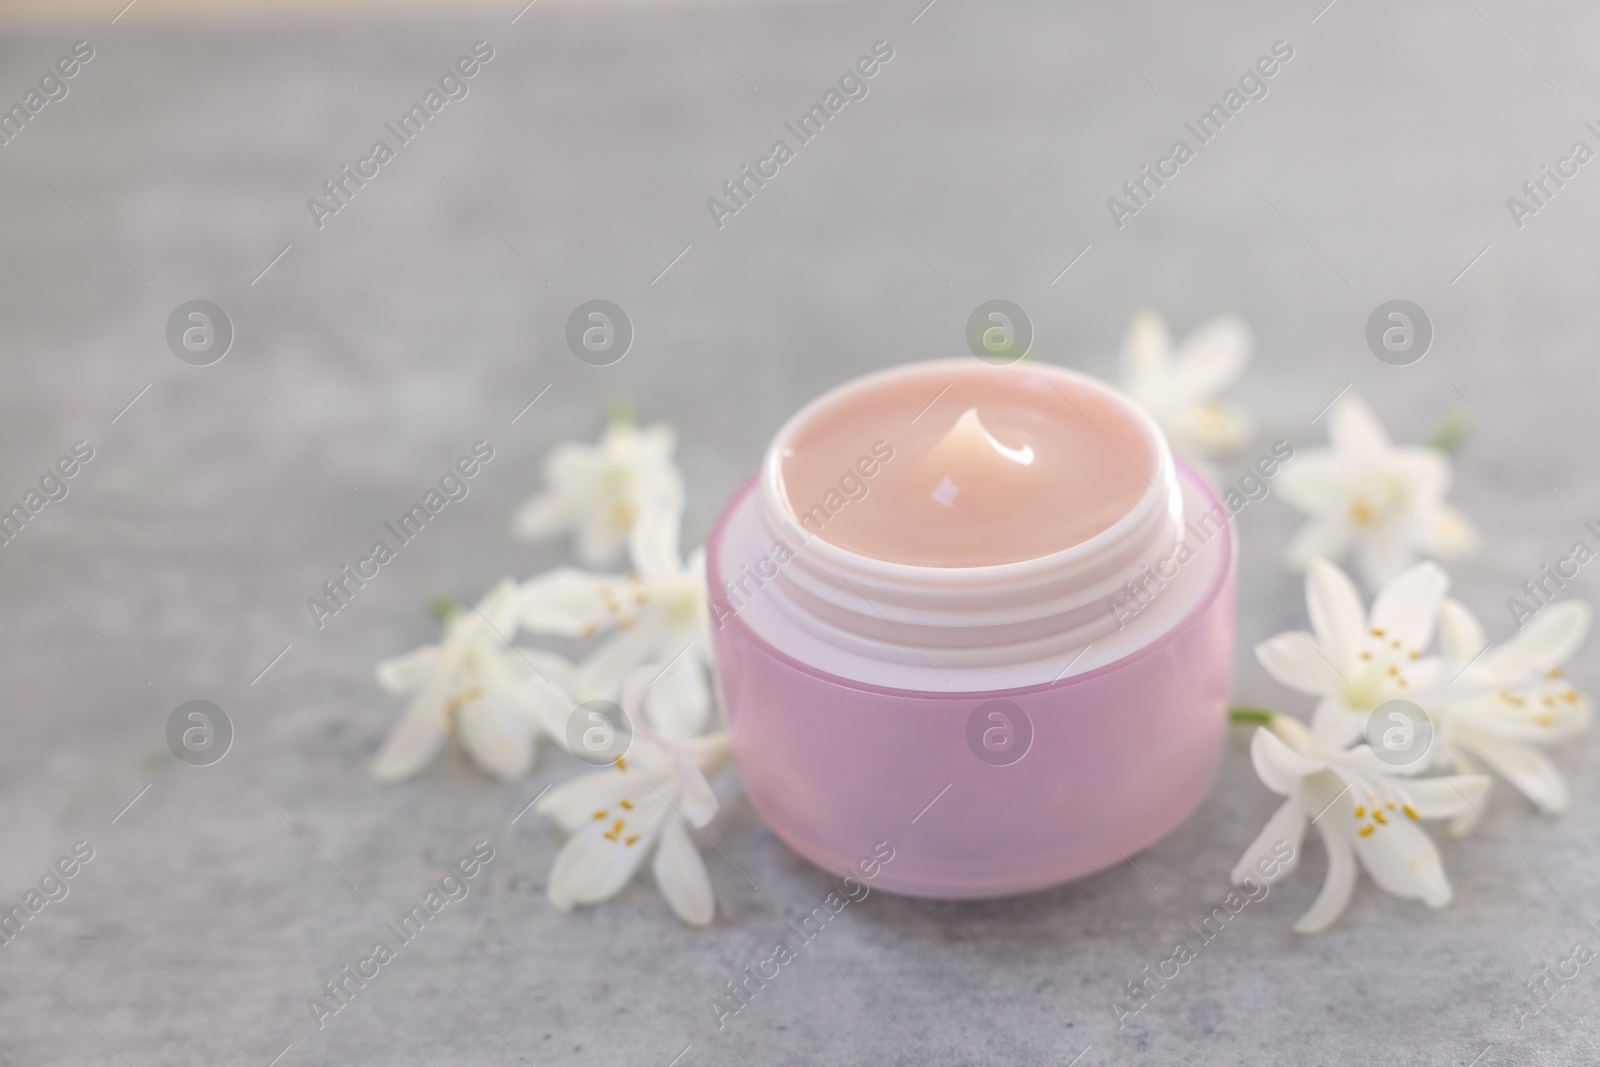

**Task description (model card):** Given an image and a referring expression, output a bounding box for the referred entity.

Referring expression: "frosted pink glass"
[708,462,1236,899]
[776,362,1155,567]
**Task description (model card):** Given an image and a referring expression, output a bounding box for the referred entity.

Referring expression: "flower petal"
[1170,314,1251,398]
[674,759,720,828]
[1483,600,1591,678]
[517,665,579,743]
[471,578,526,637]
[1348,810,1453,907]
[1229,796,1306,887]
[539,766,629,832]
[672,731,734,780]
[1169,400,1254,455]
[519,568,630,637]
[371,690,448,781]
[1388,447,1451,504]
[653,816,715,926]
[577,621,671,701]
[628,481,687,583]
[1250,726,1323,795]
[1418,504,1478,558]
[514,646,579,694]
[375,645,442,695]
[1276,453,1354,516]
[1394,773,1491,819]
[458,694,533,780]
[1462,736,1568,814]
[1256,631,1343,696]
[546,819,658,911]
[640,647,712,741]
[1355,532,1413,589]
[1436,598,1487,665]
[1292,819,1358,934]
[1444,750,1486,837]
[1306,558,1366,671]
[1309,694,1367,750]
[1121,310,1172,395]
[1285,519,1354,570]
[1328,393,1392,462]
[512,488,577,542]
[1370,561,1449,652]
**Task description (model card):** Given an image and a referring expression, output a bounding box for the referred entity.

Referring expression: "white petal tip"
[370,761,414,783]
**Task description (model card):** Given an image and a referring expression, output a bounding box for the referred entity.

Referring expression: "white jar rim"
[752,359,1187,669]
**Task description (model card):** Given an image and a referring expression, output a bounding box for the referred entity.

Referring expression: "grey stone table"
[2,1,1599,1063]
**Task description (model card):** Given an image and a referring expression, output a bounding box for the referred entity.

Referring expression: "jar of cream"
[707,359,1237,898]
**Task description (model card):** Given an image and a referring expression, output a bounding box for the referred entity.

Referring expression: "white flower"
[513,416,684,568]
[519,485,715,741]
[1231,715,1489,934]
[1431,597,1592,833]
[1121,310,1254,464]
[1256,558,1450,749]
[539,732,730,927]
[371,579,575,782]
[1277,392,1477,587]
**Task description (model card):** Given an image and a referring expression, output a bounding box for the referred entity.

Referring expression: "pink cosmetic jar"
[706,359,1237,898]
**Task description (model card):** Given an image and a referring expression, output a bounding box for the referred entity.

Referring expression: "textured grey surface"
[1,0,1598,1064]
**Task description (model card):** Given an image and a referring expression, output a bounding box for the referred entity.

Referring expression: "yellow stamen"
[442,685,484,733]
[592,810,608,820]
[1358,825,1375,836]
[619,798,634,810]
[624,835,640,847]
[1402,804,1419,820]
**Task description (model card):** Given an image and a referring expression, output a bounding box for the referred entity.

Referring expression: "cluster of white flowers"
[1119,310,1255,478]
[1119,313,1589,932]
[370,415,729,927]
[367,316,1588,937]
[1234,401,1589,932]
[1277,392,1478,587]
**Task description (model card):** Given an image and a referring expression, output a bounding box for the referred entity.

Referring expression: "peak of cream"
[774,362,1156,567]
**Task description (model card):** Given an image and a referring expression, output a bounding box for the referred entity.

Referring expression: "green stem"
[1228,706,1277,725]
[606,397,637,428]
[1426,408,1472,455]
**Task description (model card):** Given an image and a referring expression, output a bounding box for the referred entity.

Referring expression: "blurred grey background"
[1,0,1598,1064]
